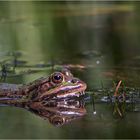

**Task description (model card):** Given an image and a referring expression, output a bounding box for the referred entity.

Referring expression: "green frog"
[0,69,87,125]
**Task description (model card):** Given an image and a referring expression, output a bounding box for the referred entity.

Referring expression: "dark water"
[0,1,140,139]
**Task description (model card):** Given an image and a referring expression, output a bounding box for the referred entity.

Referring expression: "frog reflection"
[29,98,86,126]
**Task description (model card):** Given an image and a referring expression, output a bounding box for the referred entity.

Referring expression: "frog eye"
[51,72,63,84]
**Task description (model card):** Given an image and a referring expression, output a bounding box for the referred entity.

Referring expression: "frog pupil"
[54,75,61,80]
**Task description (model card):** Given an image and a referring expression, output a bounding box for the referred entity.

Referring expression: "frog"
[0,69,87,125]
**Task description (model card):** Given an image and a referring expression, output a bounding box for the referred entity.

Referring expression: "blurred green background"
[0,1,140,139]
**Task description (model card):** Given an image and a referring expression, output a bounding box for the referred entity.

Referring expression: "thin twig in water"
[114,80,122,97]
[113,80,125,117]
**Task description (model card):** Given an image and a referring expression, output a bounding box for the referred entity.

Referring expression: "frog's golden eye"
[51,72,63,84]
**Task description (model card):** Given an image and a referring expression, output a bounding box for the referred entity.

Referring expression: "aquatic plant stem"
[114,80,122,96]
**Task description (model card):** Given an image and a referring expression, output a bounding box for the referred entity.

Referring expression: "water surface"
[0,1,140,139]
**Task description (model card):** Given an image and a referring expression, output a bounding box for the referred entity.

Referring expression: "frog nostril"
[71,78,78,83]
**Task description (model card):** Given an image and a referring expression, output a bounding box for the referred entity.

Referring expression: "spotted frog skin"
[0,69,87,125]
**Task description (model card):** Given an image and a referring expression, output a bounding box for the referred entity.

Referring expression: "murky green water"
[0,1,140,139]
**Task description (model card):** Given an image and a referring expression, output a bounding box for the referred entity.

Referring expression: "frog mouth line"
[56,91,85,98]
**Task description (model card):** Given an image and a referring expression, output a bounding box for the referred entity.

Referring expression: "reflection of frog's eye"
[52,72,63,83]
[49,115,65,126]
